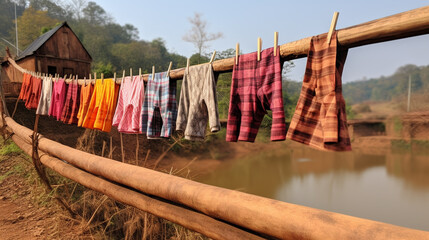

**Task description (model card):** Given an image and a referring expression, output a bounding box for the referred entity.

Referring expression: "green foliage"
[343,64,429,104]
[0,0,25,53]
[345,99,356,120]
[0,140,23,156]
[92,62,115,78]
[393,117,403,134]
[14,6,59,50]
[282,80,300,121]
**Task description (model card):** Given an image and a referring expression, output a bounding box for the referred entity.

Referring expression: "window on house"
[47,66,57,76]
[63,68,74,76]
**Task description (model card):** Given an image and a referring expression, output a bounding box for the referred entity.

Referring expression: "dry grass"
[0,133,208,240]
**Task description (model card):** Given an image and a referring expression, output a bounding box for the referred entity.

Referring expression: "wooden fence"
[2,5,429,239]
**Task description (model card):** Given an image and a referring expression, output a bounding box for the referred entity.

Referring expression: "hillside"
[343,64,429,104]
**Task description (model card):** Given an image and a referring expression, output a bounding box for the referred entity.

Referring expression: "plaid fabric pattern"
[36,76,53,115]
[25,76,42,110]
[19,73,32,101]
[226,47,286,142]
[82,79,119,132]
[141,72,177,138]
[113,76,145,134]
[176,64,220,141]
[77,83,94,127]
[49,79,67,121]
[286,31,351,151]
[61,81,81,124]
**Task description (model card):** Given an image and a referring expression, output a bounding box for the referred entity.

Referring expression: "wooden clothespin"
[209,51,216,64]
[130,68,133,82]
[113,72,117,84]
[64,74,68,81]
[274,32,278,56]
[327,12,339,45]
[139,68,142,80]
[75,75,78,84]
[84,77,87,86]
[186,58,190,73]
[94,72,97,84]
[257,37,262,61]
[101,73,104,84]
[89,73,92,85]
[122,70,125,84]
[236,43,239,65]
[167,61,172,77]
[152,66,155,81]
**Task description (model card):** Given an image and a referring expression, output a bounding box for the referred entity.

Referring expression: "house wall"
[34,25,91,77]
[1,56,36,96]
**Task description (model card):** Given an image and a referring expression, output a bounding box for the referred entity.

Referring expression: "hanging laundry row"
[16,27,351,152]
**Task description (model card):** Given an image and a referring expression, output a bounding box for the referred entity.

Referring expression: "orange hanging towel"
[77,83,94,127]
[18,73,32,101]
[82,79,119,132]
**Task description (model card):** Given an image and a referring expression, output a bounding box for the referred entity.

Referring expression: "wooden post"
[257,37,262,61]
[407,74,412,112]
[274,32,278,56]
[235,43,239,65]
[135,134,139,165]
[120,132,125,162]
[327,12,339,44]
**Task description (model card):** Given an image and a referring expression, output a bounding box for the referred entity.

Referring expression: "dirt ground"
[0,148,90,240]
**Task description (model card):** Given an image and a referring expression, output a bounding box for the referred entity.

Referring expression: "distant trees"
[183,13,223,63]
[0,0,25,48]
[15,7,59,49]
[342,64,429,104]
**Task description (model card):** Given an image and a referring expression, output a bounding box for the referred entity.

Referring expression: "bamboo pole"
[5,116,429,240]
[9,135,264,240]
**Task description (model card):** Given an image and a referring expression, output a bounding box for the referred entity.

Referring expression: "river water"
[201,142,429,231]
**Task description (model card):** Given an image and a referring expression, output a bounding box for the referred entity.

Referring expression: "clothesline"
[6,5,429,84]
[11,31,353,152]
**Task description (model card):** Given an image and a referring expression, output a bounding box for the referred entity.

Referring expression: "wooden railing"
[2,5,429,239]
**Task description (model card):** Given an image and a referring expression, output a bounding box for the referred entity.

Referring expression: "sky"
[95,0,429,82]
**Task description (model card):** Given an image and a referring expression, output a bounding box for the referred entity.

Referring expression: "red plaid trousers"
[226,47,286,142]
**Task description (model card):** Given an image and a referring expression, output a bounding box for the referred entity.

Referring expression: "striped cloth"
[61,81,80,124]
[286,31,351,151]
[141,72,177,138]
[113,76,145,134]
[25,76,42,110]
[226,47,286,142]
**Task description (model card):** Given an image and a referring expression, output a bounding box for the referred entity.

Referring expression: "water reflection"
[200,143,429,231]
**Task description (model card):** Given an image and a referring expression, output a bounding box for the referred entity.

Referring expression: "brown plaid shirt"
[286,31,351,151]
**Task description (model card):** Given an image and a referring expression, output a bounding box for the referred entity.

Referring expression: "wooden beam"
[5,116,429,240]
[10,135,264,240]
[168,5,429,80]
[8,6,429,84]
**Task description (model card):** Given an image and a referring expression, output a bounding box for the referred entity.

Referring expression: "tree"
[29,0,73,21]
[82,1,112,25]
[69,0,88,20]
[15,6,59,50]
[0,0,26,53]
[182,12,223,63]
